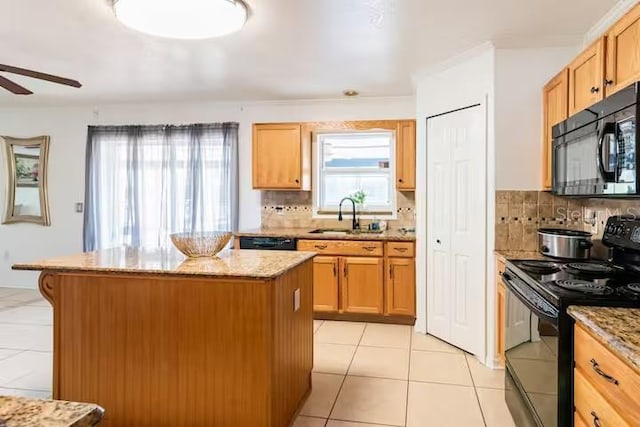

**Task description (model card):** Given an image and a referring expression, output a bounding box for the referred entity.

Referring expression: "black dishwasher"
[238,236,297,250]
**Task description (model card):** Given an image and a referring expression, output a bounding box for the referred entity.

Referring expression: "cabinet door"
[496,259,506,365]
[340,257,384,314]
[396,120,416,190]
[606,3,640,97]
[568,38,605,116]
[385,258,415,316]
[252,123,302,189]
[312,256,339,312]
[541,69,569,190]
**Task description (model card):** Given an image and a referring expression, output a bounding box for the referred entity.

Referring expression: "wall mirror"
[2,136,51,226]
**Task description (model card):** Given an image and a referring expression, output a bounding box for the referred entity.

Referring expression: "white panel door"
[427,105,486,356]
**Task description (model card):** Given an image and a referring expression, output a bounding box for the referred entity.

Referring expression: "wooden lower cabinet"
[341,257,384,314]
[312,256,339,312]
[574,323,640,427]
[301,239,415,322]
[385,258,416,316]
[496,258,506,365]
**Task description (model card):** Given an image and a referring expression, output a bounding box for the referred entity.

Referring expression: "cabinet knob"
[590,87,600,94]
[436,239,441,244]
[399,178,404,183]
[604,79,614,86]
[295,179,300,184]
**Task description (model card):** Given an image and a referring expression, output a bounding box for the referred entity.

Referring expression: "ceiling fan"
[0,64,82,95]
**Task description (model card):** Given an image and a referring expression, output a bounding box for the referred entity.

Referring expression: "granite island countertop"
[0,396,103,427]
[12,247,316,279]
[568,306,640,375]
[236,228,416,241]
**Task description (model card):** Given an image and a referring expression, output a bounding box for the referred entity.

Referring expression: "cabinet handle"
[362,246,377,251]
[314,245,328,250]
[590,358,619,385]
[390,265,395,280]
[591,411,601,427]
[344,265,348,278]
[393,247,408,252]
[590,87,600,94]
[333,264,337,277]
[604,78,614,86]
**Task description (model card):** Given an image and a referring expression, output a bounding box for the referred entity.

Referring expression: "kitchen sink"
[308,228,351,235]
[308,228,384,235]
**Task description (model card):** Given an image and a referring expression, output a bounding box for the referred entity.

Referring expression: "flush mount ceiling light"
[113,0,248,39]
[343,89,359,97]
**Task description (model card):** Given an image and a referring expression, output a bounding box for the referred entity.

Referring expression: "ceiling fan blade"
[0,64,81,88]
[0,75,33,95]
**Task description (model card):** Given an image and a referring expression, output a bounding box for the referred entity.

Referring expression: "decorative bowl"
[170,231,232,258]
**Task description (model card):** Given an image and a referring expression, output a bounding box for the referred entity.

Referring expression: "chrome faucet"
[338,197,359,230]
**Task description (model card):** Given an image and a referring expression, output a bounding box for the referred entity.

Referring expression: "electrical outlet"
[293,288,300,312]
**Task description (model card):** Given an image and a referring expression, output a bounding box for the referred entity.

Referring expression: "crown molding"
[411,42,495,86]
[583,0,637,46]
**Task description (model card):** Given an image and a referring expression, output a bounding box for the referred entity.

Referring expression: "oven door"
[502,271,559,427]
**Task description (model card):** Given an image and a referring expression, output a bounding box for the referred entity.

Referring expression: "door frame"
[424,100,488,360]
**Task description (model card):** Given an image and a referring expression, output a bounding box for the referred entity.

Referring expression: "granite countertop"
[0,396,103,427]
[568,306,640,375]
[494,250,547,262]
[12,247,316,279]
[236,228,416,241]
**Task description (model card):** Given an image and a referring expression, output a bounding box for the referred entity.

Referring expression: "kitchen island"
[13,248,316,427]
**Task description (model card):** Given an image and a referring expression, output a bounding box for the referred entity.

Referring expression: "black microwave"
[552,82,639,197]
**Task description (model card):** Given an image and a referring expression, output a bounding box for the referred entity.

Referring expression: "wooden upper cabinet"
[340,257,384,314]
[568,37,605,116]
[252,123,303,190]
[396,120,416,191]
[606,3,640,97]
[312,256,339,312]
[385,257,415,316]
[541,69,569,190]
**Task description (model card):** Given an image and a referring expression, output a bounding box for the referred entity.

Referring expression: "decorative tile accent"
[261,191,415,229]
[495,191,640,251]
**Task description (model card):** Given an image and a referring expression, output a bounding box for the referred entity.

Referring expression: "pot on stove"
[537,228,593,259]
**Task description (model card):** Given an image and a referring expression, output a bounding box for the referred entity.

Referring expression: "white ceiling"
[0,0,616,106]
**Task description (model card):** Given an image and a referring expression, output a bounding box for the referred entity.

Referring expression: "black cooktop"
[506,258,640,308]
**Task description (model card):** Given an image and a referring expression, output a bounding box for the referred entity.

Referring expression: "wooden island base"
[23,249,314,427]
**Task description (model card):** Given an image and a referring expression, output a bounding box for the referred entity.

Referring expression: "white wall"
[0,96,415,288]
[414,44,496,361]
[494,47,578,190]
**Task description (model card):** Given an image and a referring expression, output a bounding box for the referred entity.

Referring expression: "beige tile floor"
[0,287,515,426]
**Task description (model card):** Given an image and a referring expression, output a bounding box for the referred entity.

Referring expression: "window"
[315,131,395,215]
[83,123,239,251]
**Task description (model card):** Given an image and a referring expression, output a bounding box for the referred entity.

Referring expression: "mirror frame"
[2,135,51,226]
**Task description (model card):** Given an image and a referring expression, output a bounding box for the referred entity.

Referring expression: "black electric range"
[502,216,640,427]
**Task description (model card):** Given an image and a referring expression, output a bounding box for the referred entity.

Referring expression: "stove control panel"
[603,216,640,250]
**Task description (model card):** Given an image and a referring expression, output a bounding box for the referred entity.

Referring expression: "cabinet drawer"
[298,240,383,256]
[386,242,414,257]
[574,324,640,424]
[574,369,630,427]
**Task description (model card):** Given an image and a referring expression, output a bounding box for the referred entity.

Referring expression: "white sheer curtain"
[83,123,238,251]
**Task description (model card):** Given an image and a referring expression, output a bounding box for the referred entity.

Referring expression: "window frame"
[312,129,397,219]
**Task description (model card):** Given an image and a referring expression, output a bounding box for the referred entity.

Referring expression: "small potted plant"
[349,190,366,227]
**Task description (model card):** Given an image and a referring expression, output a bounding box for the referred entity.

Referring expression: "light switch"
[75,202,84,213]
[293,288,300,312]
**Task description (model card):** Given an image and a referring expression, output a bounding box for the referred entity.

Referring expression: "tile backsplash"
[495,190,640,251]
[261,191,415,229]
